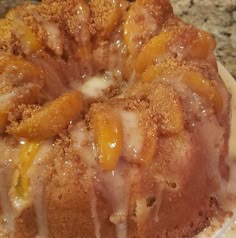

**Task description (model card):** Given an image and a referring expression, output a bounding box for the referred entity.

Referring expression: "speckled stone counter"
[0,0,25,16]
[170,0,236,79]
[1,0,235,78]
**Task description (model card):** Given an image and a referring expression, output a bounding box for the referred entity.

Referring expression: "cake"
[0,0,231,237]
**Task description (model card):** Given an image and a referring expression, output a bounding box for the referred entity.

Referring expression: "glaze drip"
[30,143,51,238]
[96,166,130,238]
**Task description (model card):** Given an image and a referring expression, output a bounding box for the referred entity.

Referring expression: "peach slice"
[141,64,166,82]
[0,57,45,131]
[135,27,215,74]
[19,24,42,53]
[124,0,172,55]
[135,31,172,74]
[90,104,123,170]
[0,56,43,82]
[6,9,41,54]
[180,71,223,113]
[8,91,83,140]
[188,30,216,59]
[141,64,223,113]
[123,4,143,55]
[90,0,121,38]
[15,142,41,198]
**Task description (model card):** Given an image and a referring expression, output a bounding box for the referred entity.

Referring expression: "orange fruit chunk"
[141,64,166,82]
[0,56,44,131]
[141,63,223,114]
[20,25,42,53]
[0,56,43,82]
[181,71,223,113]
[15,141,41,198]
[90,104,123,170]
[6,9,41,54]
[124,0,172,55]
[135,31,172,74]
[8,91,83,140]
[189,30,216,59]
[123,4,142,55]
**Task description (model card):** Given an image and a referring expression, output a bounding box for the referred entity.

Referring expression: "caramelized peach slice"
[6,9,41,53]
[181,71,223,113]
[90,0,121,38]
[15,142,40,198]
[142,64,223,113]
[123,5,143,55]
[8,91,83,140]
[0,56,43,82]
[148,84,184,135]
[0,57,45,131]
[124,0,172,55]
[135,31,172,74]
[141,64,166,82]
[90,104,123,170]
[20,25,42,53]
[189,30,216,59]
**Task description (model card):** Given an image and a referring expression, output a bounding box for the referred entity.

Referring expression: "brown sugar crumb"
[7,104,41,130]
[4,0,92,56]
[0,19,16,53]
[89,0,122,38]
[137,0,173,26]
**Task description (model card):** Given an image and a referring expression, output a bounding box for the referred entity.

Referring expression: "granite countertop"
[0,0,235,78]
[170,0,236,79]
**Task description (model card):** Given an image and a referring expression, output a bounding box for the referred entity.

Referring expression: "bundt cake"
[0,0,231,237]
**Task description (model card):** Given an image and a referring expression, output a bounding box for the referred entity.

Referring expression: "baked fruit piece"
[0,0,231,238]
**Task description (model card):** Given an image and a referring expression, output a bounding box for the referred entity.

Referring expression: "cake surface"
[0,0,231,237]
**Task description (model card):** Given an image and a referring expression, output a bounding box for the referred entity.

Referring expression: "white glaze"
[119,110,144,159]
[70,124,101,237]
[89,177,101,238]
[71,121,97,167]
[43,22,63,56]
[29,142,51,238]
[0,92,15,111]
[79,75,114,98]
[0,141,19,237]
[96,167,129,238]
[75,2,90,46]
